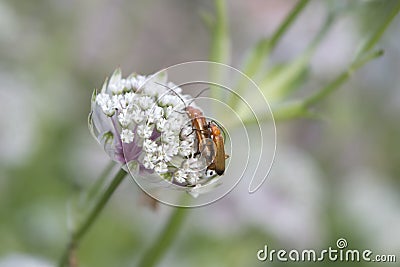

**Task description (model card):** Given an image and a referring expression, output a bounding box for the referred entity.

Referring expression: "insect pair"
[156,82,229,176]
[185,106,228,175]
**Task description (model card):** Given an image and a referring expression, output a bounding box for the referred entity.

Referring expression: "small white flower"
[136,75,147,88]
[155,145,167,162]
[112,94,129,110]
[165,143,179,157]
[95,93,109,107]
[146,111,156,124]
[166,117,184,133]
[179,140,194,157]
[128,76,138,90]
[108,84,121,94]
[143,153,156,170]
[142,81,162,97]
[124,92,136,105]
[187,173,198,185]
[154,161,168,174]
[121,129,134,143]
[108,69,124,94]
[143,139,157,153]
[158,94,182,107]
[129,75,147,91]
[156,118,167,132]
[137,124,153,139]
[161,130,179,144]
[96,93,115,116]
[153,106,164,120]
[131,106,145,124]
[139,96,154,110]
[122,78,132,90]
[164,106,175,118]
[174,169,187,184]
[156,144,174,162]
[118,109,131,127]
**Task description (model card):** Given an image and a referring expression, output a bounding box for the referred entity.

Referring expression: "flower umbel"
[89,69,220,195]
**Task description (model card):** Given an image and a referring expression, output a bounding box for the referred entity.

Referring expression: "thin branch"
[137,206,189,267]
[354,0,400,61]
[59,168,127,267]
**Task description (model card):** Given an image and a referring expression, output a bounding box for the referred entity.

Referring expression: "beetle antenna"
[187,87,210,106]
[154,81,188,112]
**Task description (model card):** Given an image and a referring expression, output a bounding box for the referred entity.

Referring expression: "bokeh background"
[1,0,400,266]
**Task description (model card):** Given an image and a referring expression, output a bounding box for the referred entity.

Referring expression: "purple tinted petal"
[110,115,127,164]
[150,128,161,140]
[114,141,126,163]
[92,106,114,138]
[122,141,142,162]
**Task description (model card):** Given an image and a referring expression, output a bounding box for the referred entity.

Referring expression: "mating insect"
[185,107,229,176]
[185,106,214,158]
[156,82,229,176]
[207,122,228,175]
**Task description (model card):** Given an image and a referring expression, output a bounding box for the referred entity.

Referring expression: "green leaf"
[242,0,310,78]
[209,0,230,65]
[260,54,311,102]
[229,0,311,109]
[354,0,400,62]
[207,0,231,103]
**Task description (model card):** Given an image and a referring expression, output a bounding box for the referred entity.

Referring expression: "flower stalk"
[137,206,189,267]
[58,168,127,267]
[228,0,310,109]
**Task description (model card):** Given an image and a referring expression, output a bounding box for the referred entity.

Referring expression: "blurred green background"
[1,0,399,266]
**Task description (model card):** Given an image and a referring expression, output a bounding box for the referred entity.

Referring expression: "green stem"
[271,49,384,122]
[229,0,310,108]
[304,49,383,107]
[258,11,335,101]
[209,0,229,65]
[58,168,127,267]
[209,0,230,103]
[244,0,309,77]
[272,0,399,122]
[137,207,189,267]
[85,161,115,203]
[355,0,400,61]
[269,0,310,50]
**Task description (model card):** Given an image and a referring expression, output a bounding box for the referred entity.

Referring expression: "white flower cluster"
[89,69,218,190]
